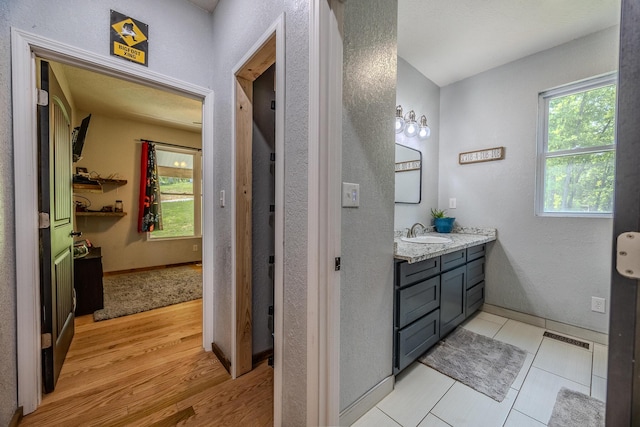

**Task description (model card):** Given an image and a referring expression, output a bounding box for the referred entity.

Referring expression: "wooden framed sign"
[459,147,505,165]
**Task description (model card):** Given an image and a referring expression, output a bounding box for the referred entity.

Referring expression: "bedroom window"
[536,73,617,217]
[149,147,202,239]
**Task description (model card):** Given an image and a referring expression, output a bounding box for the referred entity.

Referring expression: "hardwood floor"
[20,299,273,426]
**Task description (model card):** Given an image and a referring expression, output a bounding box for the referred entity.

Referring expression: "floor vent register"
[543,331,590,350]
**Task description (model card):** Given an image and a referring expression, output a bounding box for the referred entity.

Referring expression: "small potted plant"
[431,208,455,233]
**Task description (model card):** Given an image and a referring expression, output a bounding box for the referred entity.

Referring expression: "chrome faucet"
[408,222,426,238]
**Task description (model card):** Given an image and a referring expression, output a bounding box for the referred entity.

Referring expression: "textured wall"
[340,0,397,412]
[74,113,202,272]
[209,1,310,423]
[0,0,17,424]
[395,57,441,231]
[0,1,212,423]
[439,27,619,333]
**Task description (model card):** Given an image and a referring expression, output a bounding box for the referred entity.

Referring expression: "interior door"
[607,0,640,423]
[38,60,75,393]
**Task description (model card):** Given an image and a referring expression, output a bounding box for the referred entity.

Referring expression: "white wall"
[395,57,440,231]
[0,1,213,424]
[439,27,619,333]
[340,0,397,413]
[74,112,202,272]
[209,1,310,423]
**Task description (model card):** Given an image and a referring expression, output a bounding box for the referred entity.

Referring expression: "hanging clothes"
[138,141,163,232]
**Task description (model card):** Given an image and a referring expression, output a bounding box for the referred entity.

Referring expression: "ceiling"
[186,0,218,13]
[57,63,203,132]
[399,0,621,87]
[59,0,621,133]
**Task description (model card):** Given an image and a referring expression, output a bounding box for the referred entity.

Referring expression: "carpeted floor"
[548,387,605,427]
[420,327,527,402]
[93,265,202,321]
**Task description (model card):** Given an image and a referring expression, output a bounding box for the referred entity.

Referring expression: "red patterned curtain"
[138,141,163,232]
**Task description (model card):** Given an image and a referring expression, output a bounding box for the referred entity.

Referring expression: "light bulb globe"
[395,117,405,133]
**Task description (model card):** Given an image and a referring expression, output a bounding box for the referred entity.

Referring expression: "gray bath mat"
[548,387,605,427]
[419,327,527,402]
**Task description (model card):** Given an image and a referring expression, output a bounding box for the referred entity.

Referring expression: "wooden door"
[38,60,75,393]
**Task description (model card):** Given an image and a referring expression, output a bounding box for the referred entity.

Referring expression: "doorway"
[12,29,214,414]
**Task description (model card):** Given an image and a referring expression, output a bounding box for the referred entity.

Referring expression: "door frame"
[229,15,284,423]
[11,28,215,415]
[307,1,342,425]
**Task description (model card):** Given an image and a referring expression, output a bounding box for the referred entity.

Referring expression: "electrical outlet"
[449,198,457,209]
[192,244,198,252]
[591,297,606,313]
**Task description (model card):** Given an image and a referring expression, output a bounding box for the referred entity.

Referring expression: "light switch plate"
[342,182,360,207]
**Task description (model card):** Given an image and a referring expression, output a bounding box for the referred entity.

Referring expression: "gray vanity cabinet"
[393,243,487,374]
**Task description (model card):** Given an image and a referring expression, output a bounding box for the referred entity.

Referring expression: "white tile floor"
[351,312,608,427]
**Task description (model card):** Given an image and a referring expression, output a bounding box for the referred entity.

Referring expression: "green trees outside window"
[538,74,617,216]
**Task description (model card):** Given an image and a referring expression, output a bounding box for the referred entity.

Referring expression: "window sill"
[146,234,202,241]
[536,212,613,219]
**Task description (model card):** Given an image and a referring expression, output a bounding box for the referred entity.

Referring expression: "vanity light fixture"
[418,115,431,140]
[395,105,430,140]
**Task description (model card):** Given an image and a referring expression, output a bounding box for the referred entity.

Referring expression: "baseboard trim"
[103,261,202,276]
[211,342,231,374]
[339,375,394,426]
[10,407,23,427]
[252,348,273,367]
[482,303,609,345]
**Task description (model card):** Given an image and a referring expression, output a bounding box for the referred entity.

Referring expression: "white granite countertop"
[394,226,497,264]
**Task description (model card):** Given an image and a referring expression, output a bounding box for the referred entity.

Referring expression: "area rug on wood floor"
[548,387,605,427]
[419,327,527,402]
[93,266,202,321]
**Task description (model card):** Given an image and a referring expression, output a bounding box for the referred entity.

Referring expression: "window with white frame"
[536,73,617,217]
[149,147,202,239]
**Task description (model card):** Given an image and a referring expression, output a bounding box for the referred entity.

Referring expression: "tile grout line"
[418,379,457,427]
[370,406,402,427]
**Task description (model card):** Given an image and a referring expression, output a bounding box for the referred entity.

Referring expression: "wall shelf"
[76,212,127,217]
[73,178,127,193]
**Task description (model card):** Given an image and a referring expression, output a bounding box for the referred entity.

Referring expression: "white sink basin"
[401,235,452,244]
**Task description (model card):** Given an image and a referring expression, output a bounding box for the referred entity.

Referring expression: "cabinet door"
[440,265,466,336]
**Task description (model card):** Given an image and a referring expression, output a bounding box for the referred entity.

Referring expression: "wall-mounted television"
[72,114,91,162]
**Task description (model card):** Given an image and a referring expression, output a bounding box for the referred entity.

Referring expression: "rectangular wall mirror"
[395,143,422,204]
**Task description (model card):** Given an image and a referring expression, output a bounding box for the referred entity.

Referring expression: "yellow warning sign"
[110,11,149,66]
[112,18,148,47]
[113,42,146,64]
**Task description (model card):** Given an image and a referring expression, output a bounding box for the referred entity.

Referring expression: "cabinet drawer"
[441,249,466,272]
[467,244,486,262]
[396,309,440,373]
[466,281,485,316]
[398,257,440,287]
[397,276,439,328]
[466,257,485,290]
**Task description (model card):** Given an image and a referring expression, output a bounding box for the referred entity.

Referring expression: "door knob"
[70,231,83,237]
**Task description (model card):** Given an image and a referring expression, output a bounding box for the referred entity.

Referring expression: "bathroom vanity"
[393,229,496,374]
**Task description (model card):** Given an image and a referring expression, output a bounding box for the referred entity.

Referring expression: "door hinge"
[37,89,49,107]
[41,333,52,350]
[335,257,341,271]
[616,232,640,279]
[38,212,50,229]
